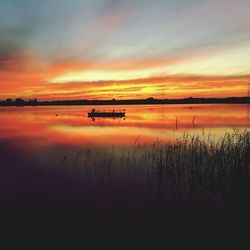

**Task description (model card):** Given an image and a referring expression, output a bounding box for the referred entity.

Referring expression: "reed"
[63,130,249,210]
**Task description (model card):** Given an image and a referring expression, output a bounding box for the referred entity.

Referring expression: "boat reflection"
[88,108,126,119]
[89,116,126,121]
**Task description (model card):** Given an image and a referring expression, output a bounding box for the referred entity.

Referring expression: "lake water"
[0,103,249,170]
[0,104,249,232]
[0,104,249,148]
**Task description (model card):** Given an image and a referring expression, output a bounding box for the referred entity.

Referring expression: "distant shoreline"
[0,97,249,107]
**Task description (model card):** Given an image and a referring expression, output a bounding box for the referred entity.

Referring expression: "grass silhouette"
[60,129,249,213]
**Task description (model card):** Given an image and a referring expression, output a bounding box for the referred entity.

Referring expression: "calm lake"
[0,103,249,233]
[0,104,249,147]
[0,103,249,169]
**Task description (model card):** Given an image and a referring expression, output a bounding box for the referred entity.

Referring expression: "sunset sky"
[0,0,250,100]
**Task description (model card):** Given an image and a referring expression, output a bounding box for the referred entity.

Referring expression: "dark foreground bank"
[0,131,249,239]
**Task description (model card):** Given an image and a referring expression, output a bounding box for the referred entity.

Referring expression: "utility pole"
[248,81,249,99]
[247,81,249,123]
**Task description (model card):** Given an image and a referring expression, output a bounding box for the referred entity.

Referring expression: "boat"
[88,109,126,118]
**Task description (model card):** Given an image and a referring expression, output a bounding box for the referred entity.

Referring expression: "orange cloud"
[0,50,249,101]
[31,74,249,100]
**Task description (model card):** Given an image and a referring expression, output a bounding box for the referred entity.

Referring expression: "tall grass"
[62,130,249,210]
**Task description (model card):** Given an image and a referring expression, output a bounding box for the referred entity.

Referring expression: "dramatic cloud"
[0,0,249,100]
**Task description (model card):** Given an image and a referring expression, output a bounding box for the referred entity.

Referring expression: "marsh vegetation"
[59,130,249,215]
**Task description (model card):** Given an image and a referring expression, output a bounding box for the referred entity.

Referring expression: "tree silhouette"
[14,98,25,106]
[6,98,12,104]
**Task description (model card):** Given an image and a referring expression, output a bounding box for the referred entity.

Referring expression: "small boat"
[88,109,126,118]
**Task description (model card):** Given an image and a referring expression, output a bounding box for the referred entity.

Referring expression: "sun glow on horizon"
[50,70,156,83]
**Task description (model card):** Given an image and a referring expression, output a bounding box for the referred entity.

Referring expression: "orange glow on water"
[0,104,249,150]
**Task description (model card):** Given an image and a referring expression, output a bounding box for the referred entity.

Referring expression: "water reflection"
[0,104,249,149]
[1,104,249,232]
[89,117,126,122]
